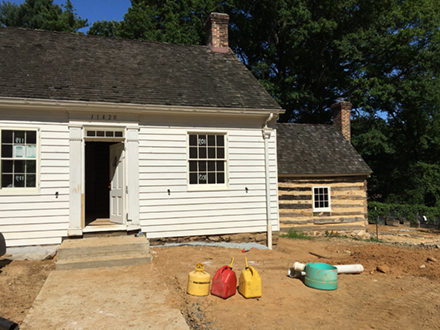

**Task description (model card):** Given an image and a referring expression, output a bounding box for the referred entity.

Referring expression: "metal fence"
[370,210,440,227]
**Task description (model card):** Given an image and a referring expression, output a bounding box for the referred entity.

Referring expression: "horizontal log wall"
[278,176,368,233]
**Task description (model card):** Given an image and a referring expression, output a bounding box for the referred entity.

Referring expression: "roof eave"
[0,97,285,115]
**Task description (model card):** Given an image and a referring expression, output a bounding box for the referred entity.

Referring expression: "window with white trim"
[1,129,38,189]
[313,186,331,211]
[188,133,226,185]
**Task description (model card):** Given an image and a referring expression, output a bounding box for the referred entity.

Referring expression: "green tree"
[118,0,221,44]
[0,0,88,33]
[226,0,440,123]
[88,20,121,37]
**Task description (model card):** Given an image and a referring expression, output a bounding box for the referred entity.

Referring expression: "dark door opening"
[85,142,114,226]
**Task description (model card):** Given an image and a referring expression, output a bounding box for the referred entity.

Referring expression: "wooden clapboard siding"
[138,115,279,238]
[278,176,368,232]
[0,112,70,246]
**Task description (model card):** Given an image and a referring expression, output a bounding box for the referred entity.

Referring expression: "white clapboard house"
[0,13,283,247]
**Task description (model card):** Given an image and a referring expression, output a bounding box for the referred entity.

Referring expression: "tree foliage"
[117,0,222,45]
[0,0,87,32]
[88,20,121,37]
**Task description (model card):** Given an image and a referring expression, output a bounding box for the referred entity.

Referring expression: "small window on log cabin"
[313,186,330,212]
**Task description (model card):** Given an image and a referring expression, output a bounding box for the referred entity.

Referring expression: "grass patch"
[352,236,383,243]
[280,229,313,240]
[324,230,347,238]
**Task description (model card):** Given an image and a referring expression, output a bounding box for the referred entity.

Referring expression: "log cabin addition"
[0,13,283,248]
[277,102,372,235]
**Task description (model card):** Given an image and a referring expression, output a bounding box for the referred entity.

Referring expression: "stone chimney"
[331,100,352,142]
[204,12,229,53]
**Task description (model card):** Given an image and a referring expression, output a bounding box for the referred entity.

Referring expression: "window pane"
[199,147,206,159]
[26,131,36,144]
[26,160,36,174]
[87,131,95,137]
[2,160,13,173]
[198,135,206,146]
[14,131,25,144]
[189,147,197,159]
[324,201,329,208]
[189,173,197,184]
[97,131,105,137]
[319,201,324,208]
[115,131,123,137]
[315,201,319,208]
[26,174,36,187]
[189,135,197,146]
[189,161,197,172]
[188,134,227,186]
[14,160,25,173]
[105,131,114,137]
[199,173,207,184]
[208,173,215,184]
[208,147,215,159]
[2,145,12,158]
[2,130,12,143]
[2,174,12,187]
[14,174,25,187]
[319,188,323,194]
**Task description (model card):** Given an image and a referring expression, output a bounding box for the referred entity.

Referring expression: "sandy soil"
[0,259,54,325]
[1,227,440,329]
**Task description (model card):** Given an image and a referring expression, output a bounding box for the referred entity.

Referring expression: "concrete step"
[57,236,150,260]
[56,235,153,270]
[56,253,153,270]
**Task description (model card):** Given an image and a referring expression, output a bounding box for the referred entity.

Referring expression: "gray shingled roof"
[277,123,372,175]
[0,27,281,110]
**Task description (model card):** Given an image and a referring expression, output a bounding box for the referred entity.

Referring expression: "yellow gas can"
[187,263,211,296]
[239,257,262,298]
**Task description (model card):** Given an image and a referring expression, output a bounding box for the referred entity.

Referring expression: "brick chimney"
[331,100,352,142]
[204,12,229,53]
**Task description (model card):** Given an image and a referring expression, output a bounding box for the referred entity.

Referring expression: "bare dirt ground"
[1,225,440,329]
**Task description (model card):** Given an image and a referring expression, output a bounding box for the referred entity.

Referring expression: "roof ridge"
[0,26,214,49]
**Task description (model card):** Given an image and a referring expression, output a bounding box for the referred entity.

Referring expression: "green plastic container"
[304,263,338,291]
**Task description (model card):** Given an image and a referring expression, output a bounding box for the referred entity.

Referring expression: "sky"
[10,0,132,33]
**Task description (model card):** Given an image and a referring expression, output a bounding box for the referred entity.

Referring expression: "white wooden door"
[109,143,124,224]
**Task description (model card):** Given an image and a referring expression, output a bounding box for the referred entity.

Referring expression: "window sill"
[0,187,40,196]
[313,208,331,213]
[187,184,229,192]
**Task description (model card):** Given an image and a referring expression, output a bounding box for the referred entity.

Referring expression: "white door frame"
[68,124,140,235]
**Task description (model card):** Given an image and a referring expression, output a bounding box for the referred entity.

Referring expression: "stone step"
[57,236,150,260]
[55,235,153,270]
[56,253,153,270]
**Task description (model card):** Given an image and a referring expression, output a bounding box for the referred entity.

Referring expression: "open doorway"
[85,141,124,227]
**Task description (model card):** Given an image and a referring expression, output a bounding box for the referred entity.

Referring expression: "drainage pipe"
[262,113,273,250]
[289,262,364,278]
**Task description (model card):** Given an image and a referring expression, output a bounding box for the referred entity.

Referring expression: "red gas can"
[211,258,237,299]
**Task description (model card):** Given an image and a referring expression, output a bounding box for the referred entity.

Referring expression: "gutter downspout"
[263,113,273,250]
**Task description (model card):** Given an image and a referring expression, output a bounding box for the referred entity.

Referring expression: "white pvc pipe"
[289,263,364,278]
[262,113,273,250]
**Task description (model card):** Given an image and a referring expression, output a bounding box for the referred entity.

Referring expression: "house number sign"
[90,114,118,120]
